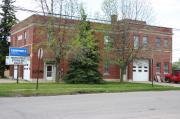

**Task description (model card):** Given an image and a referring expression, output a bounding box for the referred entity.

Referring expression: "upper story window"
[104,35,113,48]
[134,35,139,49]
[24,31,27,39]
[156,38,161,47]
[17,35,23,40]
[47,33,52,41]
[142,36,148,47]
[24,31,27,45]
[164,38,168,48]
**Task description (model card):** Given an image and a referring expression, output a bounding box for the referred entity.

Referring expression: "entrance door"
[23,61,30,81]
[133,60,149,81]
[14,65,18,79]
[46,65,54,80]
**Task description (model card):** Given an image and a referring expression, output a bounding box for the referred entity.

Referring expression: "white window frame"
[17,35,23,40]
[134,35,139,49]
[156,63,161,73]
[156,38,161,47]
[143,36,148,46]
[164,63,169,74]
[24,31,27,39]
[104,36,110,45]
[164,38,168,48]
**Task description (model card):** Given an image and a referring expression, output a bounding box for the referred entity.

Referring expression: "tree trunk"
[120,67,124,83]
[0,68,5,78]
[55,59,61,83]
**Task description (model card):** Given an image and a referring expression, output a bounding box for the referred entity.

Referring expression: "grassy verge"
[0,82,180,97]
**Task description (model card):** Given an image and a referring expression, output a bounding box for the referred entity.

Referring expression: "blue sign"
[9,47,28,56]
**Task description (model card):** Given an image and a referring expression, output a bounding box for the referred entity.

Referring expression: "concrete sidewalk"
[0,79,54,83]
[153,82,180,87]
[0,79,180,88]
[0,79,18,83]
[135,81,180,87]
[0,79,30,83]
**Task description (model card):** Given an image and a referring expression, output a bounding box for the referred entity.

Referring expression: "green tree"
[0,0,17,77]
[172,61,180,71]
[64,8,103,84]
[102,0,153,82]
[37,0,79,83]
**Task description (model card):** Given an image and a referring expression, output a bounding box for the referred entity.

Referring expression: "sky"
[1,0,180,62]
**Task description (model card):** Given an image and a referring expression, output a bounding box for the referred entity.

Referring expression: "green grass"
[0,82,180,97]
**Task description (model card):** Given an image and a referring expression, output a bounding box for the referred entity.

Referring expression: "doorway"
[45,64,55,80]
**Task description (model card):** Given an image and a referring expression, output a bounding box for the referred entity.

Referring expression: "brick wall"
[10,15,172,81]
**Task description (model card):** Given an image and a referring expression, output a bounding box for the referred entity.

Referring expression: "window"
[104,36,109,45]
[134,35,139,49]
[17,35,22,40]
[24,31,27,39]
[156,63,161,73]
[104,63,109,74]
[47,33,52,41]
[164,39,168,48]
[104,36,113,48]
[142,36,148,46]
[164,63,169,74]
[156,38,161,47]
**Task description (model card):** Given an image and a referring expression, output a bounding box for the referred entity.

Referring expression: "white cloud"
[148,0,180,62]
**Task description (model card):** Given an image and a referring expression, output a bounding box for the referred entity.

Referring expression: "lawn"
[0,82,180,97]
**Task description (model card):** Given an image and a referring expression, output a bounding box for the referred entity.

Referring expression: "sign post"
[36,48,43,90]
[16,65,19,84]
[151,59,154,87]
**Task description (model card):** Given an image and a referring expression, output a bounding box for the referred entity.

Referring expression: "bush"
[63,55,104,84]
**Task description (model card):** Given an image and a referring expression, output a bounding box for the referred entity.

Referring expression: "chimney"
[111,15,117,24]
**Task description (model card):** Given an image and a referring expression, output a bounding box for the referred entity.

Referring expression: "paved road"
[0,91,180,119]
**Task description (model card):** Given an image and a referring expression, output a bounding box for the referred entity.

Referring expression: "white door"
[46,65,54,80]
[23,61,30,81]
[133,60,149,81]
[14,65,18,80]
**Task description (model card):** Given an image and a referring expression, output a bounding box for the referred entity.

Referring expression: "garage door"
[133,60,149,81]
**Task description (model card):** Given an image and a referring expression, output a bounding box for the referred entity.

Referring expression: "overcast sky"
[2,0,180,62]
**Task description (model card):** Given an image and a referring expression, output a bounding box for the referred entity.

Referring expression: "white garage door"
[133,60,149,81]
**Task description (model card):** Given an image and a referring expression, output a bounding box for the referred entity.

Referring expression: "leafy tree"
[37,0,79,83]
[172,61,180,71]
[64,8,103,84]
[0,0,17,77]
[102,0,153,82]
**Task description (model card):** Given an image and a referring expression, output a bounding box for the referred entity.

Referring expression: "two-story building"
[10,15,172,81]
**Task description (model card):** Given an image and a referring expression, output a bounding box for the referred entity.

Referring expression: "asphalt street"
[0,91,180,119]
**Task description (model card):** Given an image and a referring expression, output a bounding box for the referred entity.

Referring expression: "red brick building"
[10,15,172,81]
